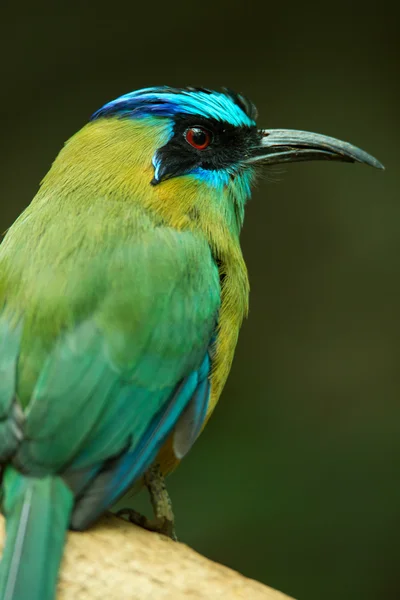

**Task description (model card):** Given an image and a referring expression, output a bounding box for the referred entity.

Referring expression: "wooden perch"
[0,513,295,599]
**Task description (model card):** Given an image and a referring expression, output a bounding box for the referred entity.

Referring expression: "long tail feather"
[0,467,73,600]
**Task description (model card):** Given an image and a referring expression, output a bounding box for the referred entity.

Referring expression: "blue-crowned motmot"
[0,86,383,600]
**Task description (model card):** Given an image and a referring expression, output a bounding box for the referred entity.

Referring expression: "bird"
[0,86,383,600]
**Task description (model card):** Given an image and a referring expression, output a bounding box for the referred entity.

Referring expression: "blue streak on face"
[152,153,163,184]
[189,166,254,198]
[92,87,256,129]
[190,168,232,188]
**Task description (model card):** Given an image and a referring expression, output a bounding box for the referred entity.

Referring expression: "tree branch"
[0,513,295,599]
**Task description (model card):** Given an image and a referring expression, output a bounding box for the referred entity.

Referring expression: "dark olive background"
[0,4,399,599]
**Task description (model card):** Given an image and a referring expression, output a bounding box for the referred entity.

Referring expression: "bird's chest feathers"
[154,175,250,412]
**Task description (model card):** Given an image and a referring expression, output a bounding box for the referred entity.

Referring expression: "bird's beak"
[248,129,384,169]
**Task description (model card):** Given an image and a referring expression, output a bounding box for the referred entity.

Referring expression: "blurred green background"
[1,3,399,599]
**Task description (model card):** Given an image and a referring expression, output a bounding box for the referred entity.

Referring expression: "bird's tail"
[0,466,74,600]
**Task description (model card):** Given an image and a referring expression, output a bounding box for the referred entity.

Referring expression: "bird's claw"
[116,508,177,540]
[116,463,178,541]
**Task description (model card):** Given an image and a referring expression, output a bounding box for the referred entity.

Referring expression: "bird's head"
[47,86,383,238]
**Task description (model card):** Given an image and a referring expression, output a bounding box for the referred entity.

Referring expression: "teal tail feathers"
[0,467,73,600]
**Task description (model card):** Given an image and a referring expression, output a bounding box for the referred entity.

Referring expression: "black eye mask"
[151,115,260,185]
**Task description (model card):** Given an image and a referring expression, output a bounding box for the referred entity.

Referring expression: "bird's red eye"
[185,127,212,150]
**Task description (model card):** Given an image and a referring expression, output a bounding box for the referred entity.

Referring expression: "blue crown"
[91,87,257,128]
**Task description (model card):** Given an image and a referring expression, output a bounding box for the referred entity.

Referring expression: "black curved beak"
[248,129,384,170]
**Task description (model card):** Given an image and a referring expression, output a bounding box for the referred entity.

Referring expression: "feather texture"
[173,351,211,459]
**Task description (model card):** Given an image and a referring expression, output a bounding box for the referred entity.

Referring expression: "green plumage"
[0,154,220,598]
[0,196,219,407]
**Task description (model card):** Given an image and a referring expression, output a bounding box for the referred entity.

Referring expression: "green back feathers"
[0,200,218,397]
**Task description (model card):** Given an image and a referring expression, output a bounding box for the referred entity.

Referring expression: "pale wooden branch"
[0,513,295,599]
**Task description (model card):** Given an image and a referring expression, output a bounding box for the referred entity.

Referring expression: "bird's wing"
[0,226,220,528]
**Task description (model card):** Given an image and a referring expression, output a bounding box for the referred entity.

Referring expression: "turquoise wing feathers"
[0,219,220,599]
[0,225,220,508]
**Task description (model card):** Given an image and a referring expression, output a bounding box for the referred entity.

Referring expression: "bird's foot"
[117,507,177,540]
[117,463,177,541]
